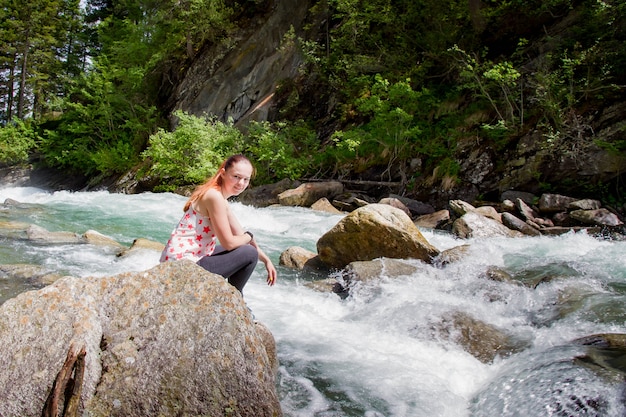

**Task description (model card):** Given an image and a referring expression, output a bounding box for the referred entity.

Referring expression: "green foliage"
[330,75,452,178]
[39,64,156,175]
[142,111,244,186]
[0,119,38,165]
[244,120,318,184]
[448,45,522,128]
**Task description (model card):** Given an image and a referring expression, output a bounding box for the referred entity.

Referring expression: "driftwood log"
[42,344,86,417]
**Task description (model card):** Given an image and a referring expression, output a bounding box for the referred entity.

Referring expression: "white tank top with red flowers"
[160,206,217,262]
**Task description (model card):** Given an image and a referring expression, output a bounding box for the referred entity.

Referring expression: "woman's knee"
[239,244,259,264]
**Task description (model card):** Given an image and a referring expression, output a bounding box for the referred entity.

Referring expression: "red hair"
[183,154,254,211]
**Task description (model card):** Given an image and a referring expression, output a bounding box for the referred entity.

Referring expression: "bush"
[0,119,38,166]
[245,120,318,184]
[142,111,244,186]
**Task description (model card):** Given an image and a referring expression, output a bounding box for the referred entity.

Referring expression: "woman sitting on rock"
[160,154,277,293]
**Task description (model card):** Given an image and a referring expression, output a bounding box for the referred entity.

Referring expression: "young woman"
[160,154,277,293]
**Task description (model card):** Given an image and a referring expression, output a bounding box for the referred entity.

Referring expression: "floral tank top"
[160,206,217,262]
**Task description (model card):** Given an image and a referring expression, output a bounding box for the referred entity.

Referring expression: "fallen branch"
[42,343,87,417]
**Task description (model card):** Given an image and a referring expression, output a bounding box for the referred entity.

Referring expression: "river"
[1,186,625,416]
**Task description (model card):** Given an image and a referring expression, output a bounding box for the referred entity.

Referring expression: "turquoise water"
[1,186,626,416]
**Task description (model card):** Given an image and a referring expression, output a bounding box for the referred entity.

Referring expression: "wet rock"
[569,199,602,211]
[278,181,344,207]
[26,224,84,244]
[0,263,63,290]
[83,230,125,248]
[332,192,373,212]
[0,261,281,417]
[515,198,539,222]
[414,209,450,229]
[452,212,523,239]
[449,199,476,216]
[500,199,516,212]
[378,197,411,217]
[433,311,525,363]
[304,278,344,294]
[279,246,328,272]
[317,204,440,268]
[551,211,575,227]
[572,334,626,381]
[569,208,624,227]
[0,220,31,239]
[501,212,541,236]
[388,194,435,216]
[540,226,602,236]
[434,244,471,266]
[117,238,165,257]
[474,205,502,222]
[238,178,300,207]
[481,267,519,285]
[311,197,343,214]
[538,193,577,213]
[341,258,421,284]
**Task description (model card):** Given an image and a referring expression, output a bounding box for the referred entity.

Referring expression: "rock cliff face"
[168,1,626,209]
[168,0,313,125]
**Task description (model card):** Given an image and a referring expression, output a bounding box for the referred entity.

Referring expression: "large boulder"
[316,204,440,269]
[0,261,281,417]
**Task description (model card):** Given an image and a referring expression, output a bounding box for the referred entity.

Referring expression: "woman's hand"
[265,260,277,286]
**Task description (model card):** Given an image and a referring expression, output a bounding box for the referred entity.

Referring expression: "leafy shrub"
[244,120,318,184]
[142,110,244,186]
[0,119,38,166]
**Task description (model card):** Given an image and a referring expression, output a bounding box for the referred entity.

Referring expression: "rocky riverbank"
[2,169,626,400]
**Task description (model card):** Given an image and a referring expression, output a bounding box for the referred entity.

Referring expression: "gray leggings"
[196,244,258,293]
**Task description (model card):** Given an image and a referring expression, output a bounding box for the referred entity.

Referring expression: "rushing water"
[1,186,626,417]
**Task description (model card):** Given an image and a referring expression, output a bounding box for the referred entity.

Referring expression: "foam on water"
[2,187,626,416]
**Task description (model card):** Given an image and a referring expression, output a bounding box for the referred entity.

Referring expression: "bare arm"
[250,238,277,286]
[198,189,251,250]
[199,189,276,285]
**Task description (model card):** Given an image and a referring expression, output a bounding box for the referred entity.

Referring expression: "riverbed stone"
[0,261,281,417]
[569,208,624,227]
[26,223,84,244]
[452,212,523,238]
[279,246,328,272]
[434,244,471,266]
[515,198,539,222]
[83,229,125,248]
[538,193,577,213]
[278,181,344,207]
[341,258,421,284]
[501,212,541,236]
[474,205,502,222]
[311,197,343,214]
[433,311,526,363]
[316,204,440,268]
[449,199,476,216]
[379,197,411,217]
[116,237,166,257]
[414,209,450,229]
[388,194,435,216]
[238,178,300,207]
[568,199,602,211]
